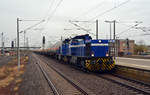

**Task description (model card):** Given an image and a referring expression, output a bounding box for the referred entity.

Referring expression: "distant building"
[0,49,1,55]
[147,46,150,52]
[115,39,135,56]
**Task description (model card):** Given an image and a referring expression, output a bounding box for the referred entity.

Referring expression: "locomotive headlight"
[99,40,101,43]
[91,54,94,56]
[106,53,109,56]
[91,51,94,56]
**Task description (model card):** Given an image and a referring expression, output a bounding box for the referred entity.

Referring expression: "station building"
[115,39,135,56]
[147,46,150,53]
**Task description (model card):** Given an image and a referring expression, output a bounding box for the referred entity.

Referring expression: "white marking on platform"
[117,57,150,62]
[116,62,150,70]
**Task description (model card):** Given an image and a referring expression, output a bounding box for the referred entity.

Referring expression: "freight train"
[37,34,115,72]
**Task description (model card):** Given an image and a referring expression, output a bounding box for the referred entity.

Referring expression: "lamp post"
[105,20,115,40]
[20,30,26,49]
[105,20,116,59]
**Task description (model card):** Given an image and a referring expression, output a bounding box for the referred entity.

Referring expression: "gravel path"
[18,54,53,95]
[37,54,135,95]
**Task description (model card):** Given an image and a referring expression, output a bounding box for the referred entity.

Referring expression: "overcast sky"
[0,0,150,47]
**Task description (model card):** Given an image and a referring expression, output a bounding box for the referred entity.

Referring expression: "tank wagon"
[38,34,115,72]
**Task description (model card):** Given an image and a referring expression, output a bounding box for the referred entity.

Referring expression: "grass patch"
[0,56,29,94]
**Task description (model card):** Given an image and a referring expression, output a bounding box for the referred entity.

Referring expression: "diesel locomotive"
[38,34,115,72]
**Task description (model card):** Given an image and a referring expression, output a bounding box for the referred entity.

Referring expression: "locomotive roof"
[63,38,70,43]
[72,34,92,40]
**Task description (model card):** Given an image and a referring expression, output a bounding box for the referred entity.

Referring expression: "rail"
[36,62,60,95]
[96,74,150,95]
[41,57,89,95]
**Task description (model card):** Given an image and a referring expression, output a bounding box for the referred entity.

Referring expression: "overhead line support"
[113,20,116,60]
[17,18,20,70]
[96,19,98,39]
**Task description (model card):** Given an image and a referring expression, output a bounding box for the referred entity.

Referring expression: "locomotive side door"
[85,43,91,56]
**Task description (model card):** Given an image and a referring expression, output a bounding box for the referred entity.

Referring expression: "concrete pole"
[109,23,112,56]
[26,37,29,50]
[1,32,4,55]
[96,20,98,39]
[60,36,62,54]
[113,20,116,59]
[1,33,3,55]
[24,31,26,49]
[110,23,112,40]
[14,38,16,48]
[17,18,20,70]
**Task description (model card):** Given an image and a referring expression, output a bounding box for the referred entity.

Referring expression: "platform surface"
[116,57,150,70]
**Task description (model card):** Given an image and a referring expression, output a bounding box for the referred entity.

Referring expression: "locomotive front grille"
[85,57,115,71]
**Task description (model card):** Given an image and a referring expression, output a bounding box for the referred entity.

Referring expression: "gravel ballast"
[38,54,135,95]
[18,54,53,95]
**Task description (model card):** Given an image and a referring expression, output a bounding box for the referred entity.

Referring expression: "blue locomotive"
[56,34,115,71]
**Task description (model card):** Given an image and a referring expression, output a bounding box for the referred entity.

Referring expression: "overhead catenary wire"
[119,32,147,38]
[35,0,63,41]
[75,0,106,19]
[47,0,63,22]
[67,0,105,37]
[21,20,45,32]
[34,0,55,33]
[116,24,139,36]
[40,0,63,33]
[89,0,131,20]
[116,22,138,28]
[43,0,55,19]
[115,20,149,36]
[117,21,150,33]
[66,20,96,36]
[66,0,131,39]
[116,27,150,38]
[69,20,96,36]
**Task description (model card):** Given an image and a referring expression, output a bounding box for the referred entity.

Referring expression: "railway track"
[96,73,150,95]
[36,54,150,95]
[112,73,150,87]
[36,62,60,95]
[34,54,89,95]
